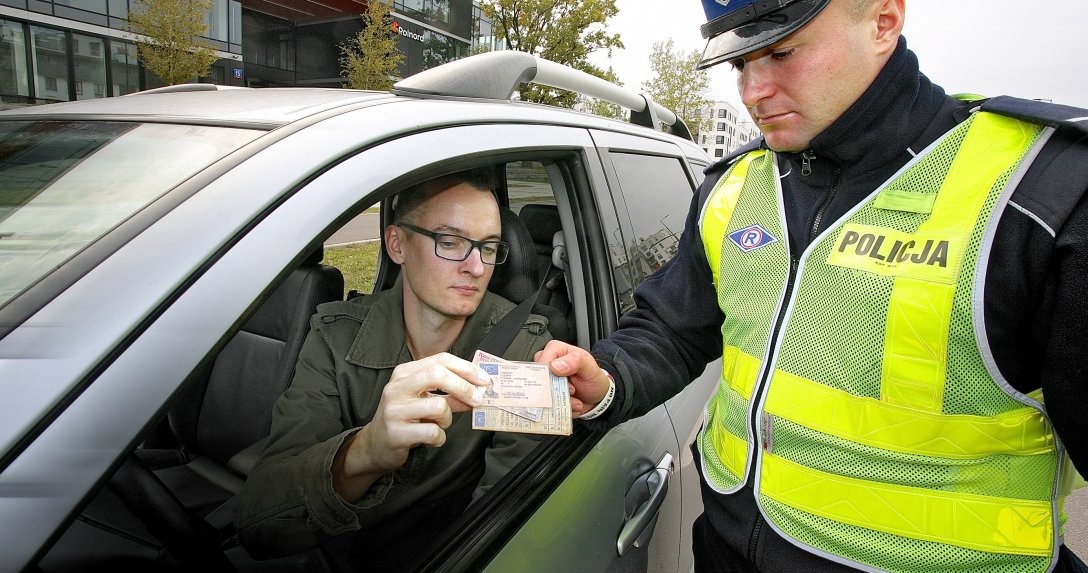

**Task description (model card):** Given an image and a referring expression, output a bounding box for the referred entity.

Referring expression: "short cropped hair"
[392,167,498,224]
[847,0,879,22]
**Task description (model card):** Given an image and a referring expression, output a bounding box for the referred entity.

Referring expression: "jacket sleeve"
[588,175,727,429]
[235,324,370,559]
[1038,189,1088,477]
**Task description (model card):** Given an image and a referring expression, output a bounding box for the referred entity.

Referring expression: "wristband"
[577,369,616,420]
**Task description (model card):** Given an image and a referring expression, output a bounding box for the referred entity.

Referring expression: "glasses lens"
[431,233,509,265]
[434,234,471,261]
[478,241,509,265]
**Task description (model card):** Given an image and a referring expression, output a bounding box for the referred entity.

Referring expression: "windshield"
[0,120,262,307]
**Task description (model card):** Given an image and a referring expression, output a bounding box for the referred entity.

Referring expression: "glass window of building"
[204,0,229,46]
[0,19,31,103]
[715,135,724,145]
[110,40,139,96]
[243,10,295,73]
[107,0,127,19]
[399,0,450,24]
[72,33,106,100]
[228,0,241,47]
[717,108,725,118]
[717,122,726,131]
[715,149,724,157]
[59,0,107,14]
[30,25,70,102]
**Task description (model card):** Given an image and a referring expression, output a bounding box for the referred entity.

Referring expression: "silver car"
[0,51,719,572]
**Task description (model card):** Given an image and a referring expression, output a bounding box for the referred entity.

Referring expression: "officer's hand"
[536,340,610,417]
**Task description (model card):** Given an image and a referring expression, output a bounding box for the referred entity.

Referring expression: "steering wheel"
[107,453,237,572]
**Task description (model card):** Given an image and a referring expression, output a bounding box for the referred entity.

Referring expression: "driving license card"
[470,350,572,435]
[471,350,542,422]
[473,361,553,408]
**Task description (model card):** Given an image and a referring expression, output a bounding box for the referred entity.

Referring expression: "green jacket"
[236,283,550,564]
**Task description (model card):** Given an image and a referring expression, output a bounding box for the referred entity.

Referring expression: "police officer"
[537,0,1088,571]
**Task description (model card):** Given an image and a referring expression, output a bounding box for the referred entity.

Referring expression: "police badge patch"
[728,224,777,252]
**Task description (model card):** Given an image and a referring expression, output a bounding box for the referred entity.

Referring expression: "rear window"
[0,120,262,307]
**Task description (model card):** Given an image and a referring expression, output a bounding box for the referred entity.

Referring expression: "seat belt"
[476,287,542,356]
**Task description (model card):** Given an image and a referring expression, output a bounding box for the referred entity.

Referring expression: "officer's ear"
[873,0,905,54]
[385,224,406,265]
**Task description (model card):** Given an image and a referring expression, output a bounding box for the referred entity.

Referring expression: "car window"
[324,205,382,298]
[606,151,693,312]
[506,160,556,214]
[0,121,262,307]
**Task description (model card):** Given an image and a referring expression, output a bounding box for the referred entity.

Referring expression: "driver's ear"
[385,225,406,265]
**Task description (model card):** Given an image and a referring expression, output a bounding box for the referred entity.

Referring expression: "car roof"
[0,51,705,144]
[0,86,394,128]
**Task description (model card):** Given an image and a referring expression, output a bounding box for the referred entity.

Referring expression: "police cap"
[697,0,831,69]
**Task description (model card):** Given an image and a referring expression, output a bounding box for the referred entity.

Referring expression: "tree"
[641,39,714,134]
[129,0,218,86]
[575,66,626,120]
[340,0,405,91]
[481,0,623,108]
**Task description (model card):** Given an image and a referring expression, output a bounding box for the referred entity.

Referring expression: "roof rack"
[129,83,243,95]
[392,50,693,141]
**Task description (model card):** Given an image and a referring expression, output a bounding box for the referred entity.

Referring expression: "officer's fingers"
[536,341,595,379]
[568,396,586,416]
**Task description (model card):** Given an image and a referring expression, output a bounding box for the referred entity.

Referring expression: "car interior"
[35,160,580,572]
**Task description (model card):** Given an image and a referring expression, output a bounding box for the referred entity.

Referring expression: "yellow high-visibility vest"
[697,111,1072,572]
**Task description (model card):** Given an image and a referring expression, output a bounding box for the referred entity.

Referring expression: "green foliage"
[129,0,218,86]
[641,38,714,134]
[576,66,626,120]
[324,241,381,295]
[340,0,405,91]
[481,0,623,108]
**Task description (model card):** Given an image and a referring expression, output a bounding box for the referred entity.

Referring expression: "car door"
[2,105,610,570]
[426,131,719,573]
[593,129,721,573]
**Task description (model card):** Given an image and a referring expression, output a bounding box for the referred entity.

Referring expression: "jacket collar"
[782,36,950,174]
[346,275,508,368]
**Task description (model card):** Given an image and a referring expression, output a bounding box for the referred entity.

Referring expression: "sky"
[592,0,1088,116]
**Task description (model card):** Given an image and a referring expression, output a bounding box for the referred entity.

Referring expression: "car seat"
[511,204,573,341]
[487,206,570,341]
[489,206,541,305]
[131,246,343,519]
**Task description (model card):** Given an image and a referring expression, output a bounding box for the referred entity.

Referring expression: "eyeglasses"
[397,223,509,265]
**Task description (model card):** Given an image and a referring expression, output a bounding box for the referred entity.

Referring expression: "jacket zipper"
[809,167,842,244]
[744,257,799,484]
[800,150,814,176]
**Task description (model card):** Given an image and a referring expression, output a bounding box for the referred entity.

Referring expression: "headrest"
[518,204,562,248]
[489,207,540,304]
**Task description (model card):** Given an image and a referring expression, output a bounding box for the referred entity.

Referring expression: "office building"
[0,0,491,108]
[692,99,759,159]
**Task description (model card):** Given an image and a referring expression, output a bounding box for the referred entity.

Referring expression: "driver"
[236,167,551,568]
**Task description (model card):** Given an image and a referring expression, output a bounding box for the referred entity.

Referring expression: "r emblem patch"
[729,224,777,252]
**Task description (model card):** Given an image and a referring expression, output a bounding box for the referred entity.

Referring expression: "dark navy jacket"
[588,37,1088,567]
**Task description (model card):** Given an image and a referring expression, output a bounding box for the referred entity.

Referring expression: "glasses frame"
[396,222,509,265]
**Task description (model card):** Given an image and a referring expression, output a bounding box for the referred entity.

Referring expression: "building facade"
[0,0,490,109]
[692,99,759,160]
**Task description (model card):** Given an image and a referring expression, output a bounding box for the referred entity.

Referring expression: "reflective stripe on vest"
[697,148,788,494]
[699,111,1062,572]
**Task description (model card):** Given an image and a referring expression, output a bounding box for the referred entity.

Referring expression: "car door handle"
[616,452,673,556]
